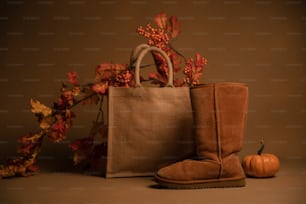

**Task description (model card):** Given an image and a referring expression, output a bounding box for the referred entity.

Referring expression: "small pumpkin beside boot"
[155,82,249,189]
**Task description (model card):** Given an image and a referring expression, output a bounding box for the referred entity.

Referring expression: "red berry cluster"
[137,24,170,49]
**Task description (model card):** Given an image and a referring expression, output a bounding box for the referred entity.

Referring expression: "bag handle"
[130,43,150,66]
[134,45,174,87]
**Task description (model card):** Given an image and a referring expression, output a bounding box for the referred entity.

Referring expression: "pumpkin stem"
[257,140,265,155]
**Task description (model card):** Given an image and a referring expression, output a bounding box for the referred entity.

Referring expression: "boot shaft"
[190,84,218,161]
[190,82,248,160]
[215,83,248,157]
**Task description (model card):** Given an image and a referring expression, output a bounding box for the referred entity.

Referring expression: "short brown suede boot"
[154,82,249,189]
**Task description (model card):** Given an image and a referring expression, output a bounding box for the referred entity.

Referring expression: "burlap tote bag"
[106,44,195,178]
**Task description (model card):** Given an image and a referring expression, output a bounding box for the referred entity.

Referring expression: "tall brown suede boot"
[154,82,248,189]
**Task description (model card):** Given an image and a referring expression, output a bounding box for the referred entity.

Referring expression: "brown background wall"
[0,0,305,171]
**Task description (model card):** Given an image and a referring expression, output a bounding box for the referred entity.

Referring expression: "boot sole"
[154,175,246,189]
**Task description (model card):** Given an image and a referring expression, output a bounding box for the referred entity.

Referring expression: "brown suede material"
[214,83,248,157]
[190,84,219,161]
[155,82,248,185]
[157,159,220,181]
[221,153,245,179]
[157,154,245,181]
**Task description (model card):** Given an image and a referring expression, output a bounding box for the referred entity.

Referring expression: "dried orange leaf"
[168,16,180,38]
[30,99,52,117]
[154,12,167,29]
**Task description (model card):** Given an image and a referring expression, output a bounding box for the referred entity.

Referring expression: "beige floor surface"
[0,159,305,204]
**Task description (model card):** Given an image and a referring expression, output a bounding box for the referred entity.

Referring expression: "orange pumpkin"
[242,140,280,178]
